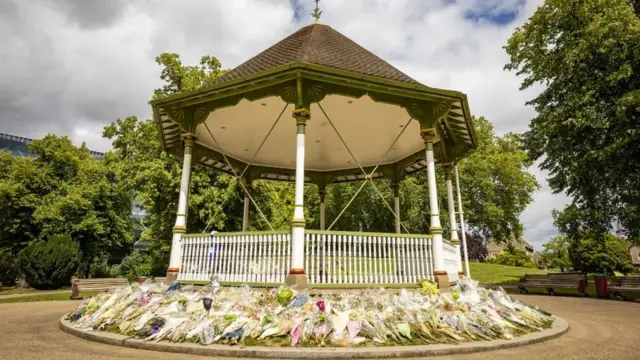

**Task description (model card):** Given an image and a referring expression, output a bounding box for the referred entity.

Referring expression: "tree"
[569,233,634,274]
[541,235,572,272]
[464,232,488,261]
[456,117,540,243]
[505,0,640,240]
[0,135,133,275]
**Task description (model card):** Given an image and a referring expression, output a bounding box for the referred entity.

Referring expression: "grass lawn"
[0,286,72,296]
[0,291,98,304]
[467,261,548,285]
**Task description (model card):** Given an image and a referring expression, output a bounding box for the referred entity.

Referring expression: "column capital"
[420,128,439,144]
[292,108,311,121]
[181,132,197,147]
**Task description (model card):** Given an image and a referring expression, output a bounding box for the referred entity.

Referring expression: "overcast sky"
[0,0,569,249]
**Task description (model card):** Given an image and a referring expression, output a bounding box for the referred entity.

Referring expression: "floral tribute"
[67,277,553,347]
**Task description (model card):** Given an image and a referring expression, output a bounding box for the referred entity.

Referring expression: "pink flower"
[316,300,326,312]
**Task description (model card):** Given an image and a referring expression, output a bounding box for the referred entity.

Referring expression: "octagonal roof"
[216,23,420,86]
[152,23,476,186]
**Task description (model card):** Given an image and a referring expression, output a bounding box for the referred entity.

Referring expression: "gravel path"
[1,295,638,360]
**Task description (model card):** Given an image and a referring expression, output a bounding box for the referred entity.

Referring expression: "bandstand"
[151,11,476,290]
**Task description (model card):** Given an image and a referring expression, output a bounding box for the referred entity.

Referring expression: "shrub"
[18,234,81,290]
[0,248,20,286]
[119,251,153,282]
[90,261,120,278]
[488,248,537,268]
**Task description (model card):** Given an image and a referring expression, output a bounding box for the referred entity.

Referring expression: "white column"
[423,133,445,274]
[289,109,308,277]
[444,165,463,275]
[455,166,471,277]
[242,181,251,232]
[392,183,401,234]
[168,135,195,275]
[319,188,326,230]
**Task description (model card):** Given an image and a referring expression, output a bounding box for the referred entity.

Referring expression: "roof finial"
[311,0,323,24]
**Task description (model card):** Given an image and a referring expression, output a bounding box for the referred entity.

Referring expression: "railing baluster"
[344,235,353,284]
[381,236,388,283]
[372,235,379,283]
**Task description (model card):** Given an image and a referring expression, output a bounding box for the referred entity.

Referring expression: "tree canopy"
[0,135,133,276]
[505,0,640,241]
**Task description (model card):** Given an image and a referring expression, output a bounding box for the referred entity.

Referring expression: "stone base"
[285,274,308,290]
[434,272,450,290]
[165,271,179,285]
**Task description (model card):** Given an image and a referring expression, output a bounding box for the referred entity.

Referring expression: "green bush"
[0,248,20,286]
[119,251,153,282]
[89,261,120,278]
[488,248,537,268]
[17,234,81,290]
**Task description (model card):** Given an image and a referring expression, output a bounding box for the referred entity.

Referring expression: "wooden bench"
[518,273,588,296]
[70,278,129,299]
[607,276,640,299]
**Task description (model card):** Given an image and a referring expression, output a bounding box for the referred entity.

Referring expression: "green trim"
[179,280,420,290]
[151,62,463,107]
[151,61,477,185]
[309,282,419,289]
[181,280,282,287]
[306,229,432,239]
[182,231,290,238]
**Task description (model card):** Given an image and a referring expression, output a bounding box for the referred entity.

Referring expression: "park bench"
[607,276,640,299]
[70,278,129,299]
[518,273,588,296]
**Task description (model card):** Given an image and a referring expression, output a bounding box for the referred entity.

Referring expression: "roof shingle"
[216,23,421,85]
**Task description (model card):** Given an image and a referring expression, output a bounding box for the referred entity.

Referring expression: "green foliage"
[153,53,227,100]
[89,260,120,279]
[569,233,634,275]
[540,235,572,272]
[0,248,19,285]
[119,251,153,282]
[0,135,133,276]
[488,246,537,268]
[505,0,640,239]
[17,234,81,290]
[456,117,539,242]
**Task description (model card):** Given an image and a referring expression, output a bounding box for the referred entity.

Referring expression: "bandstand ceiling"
[195,94,423,173]
[152,23,477,185]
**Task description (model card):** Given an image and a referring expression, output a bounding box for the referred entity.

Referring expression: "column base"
[434,270,450,290]
[285,273,309,290]
[165,269,179,285]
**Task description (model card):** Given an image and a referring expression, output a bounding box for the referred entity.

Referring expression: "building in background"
[486,236,535,259]
[0,132,104,159]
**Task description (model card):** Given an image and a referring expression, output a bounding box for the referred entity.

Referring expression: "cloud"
[0,0,563,244]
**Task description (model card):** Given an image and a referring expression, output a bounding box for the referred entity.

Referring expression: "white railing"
[179,232,291,283]
[305,230,434,285]
[443,240,459,283]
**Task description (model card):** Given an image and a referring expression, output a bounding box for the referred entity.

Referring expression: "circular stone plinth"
[59,316,568,359]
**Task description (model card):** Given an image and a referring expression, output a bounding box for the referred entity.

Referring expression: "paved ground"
[0,295,638,360]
